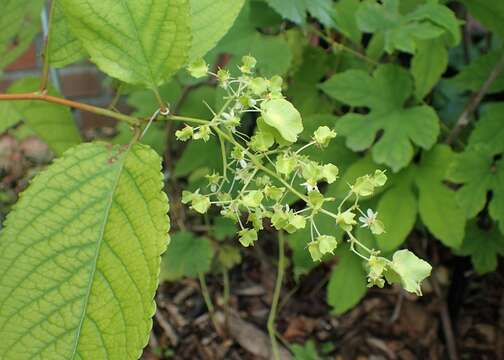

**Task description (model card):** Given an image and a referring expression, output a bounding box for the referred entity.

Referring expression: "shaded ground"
[145,235,504,360]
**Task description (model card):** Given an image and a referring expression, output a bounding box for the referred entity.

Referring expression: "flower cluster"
[179,56,431,295]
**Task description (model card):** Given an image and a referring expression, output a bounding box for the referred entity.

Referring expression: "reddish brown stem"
[0,92,140,126]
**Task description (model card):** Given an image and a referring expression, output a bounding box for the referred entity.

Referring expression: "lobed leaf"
[321,64,439,171]
[160,231,213,280]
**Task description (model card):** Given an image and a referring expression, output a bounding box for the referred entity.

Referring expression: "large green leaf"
[1,77,81,155]
[327,246,367,315]
[321,64,439,171]
[189,0,245,60]
[59,0,191,88]
[0,0,44,71]
[0,142,170,359]
[48,2,87,68]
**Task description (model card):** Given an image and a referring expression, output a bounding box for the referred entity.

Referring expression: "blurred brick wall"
[1,35,129,135]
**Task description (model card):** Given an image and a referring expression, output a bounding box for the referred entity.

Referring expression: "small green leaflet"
[333,0,362,44]
[291,340,320,360]
[449,50,504,95]
[189,0,245,60]
[48,2,87,68]
[0,142,170,360]
[375,184,417,253]
[59,0,191,88]
[265,0,335,27]
[455,222,504,275]
[320,64,439,171]
[327,245,367,315]
[160,231,214,280]
[1,77,81,155]
[468,103,504,155]
[415,145,466,248]
[0,0,44,71]
[356,0,460,54]
[411,38,448,100]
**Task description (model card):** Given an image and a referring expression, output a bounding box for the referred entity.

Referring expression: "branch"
[0,92,140,126]
[446,53,504,145]
[40,1,56,92]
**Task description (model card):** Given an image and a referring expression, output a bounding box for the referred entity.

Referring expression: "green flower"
[241,190,264,208]
[238,228,258,247]
[367,255,388,288]
[276,154,298,176]
[193,125,211,142]
[313,126,337,148]
[217,68,230,88]
[187,58,208,78]
[321,163,339,184]
[359,209,385,235]
[249,77,268,95]
[308,242,323,262]
[264,185,284,201]
[240,55,257,74]
[307,190,324,210]
[182,190,211,214]
[385,250,432,296]
[317,235,337,255]
[335,210,357,231]
[175,125,193,141]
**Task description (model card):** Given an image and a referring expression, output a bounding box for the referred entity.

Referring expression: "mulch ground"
[145,236,504,360]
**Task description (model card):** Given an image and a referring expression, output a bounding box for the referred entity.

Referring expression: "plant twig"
[198,272,222,336]
[39,1,56,92]
[446,53,504,145]
[432,275,459,360]
[309,25,379,66]
[267,231,286,360]
[0,92,140,126]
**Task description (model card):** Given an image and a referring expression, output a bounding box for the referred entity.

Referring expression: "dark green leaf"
[160,231,214,280]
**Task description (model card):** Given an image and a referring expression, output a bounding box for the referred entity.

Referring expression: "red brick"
[80,110,117,130]
[0,79,14,93]
[61,71,102,98]
[5,43,38,71]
